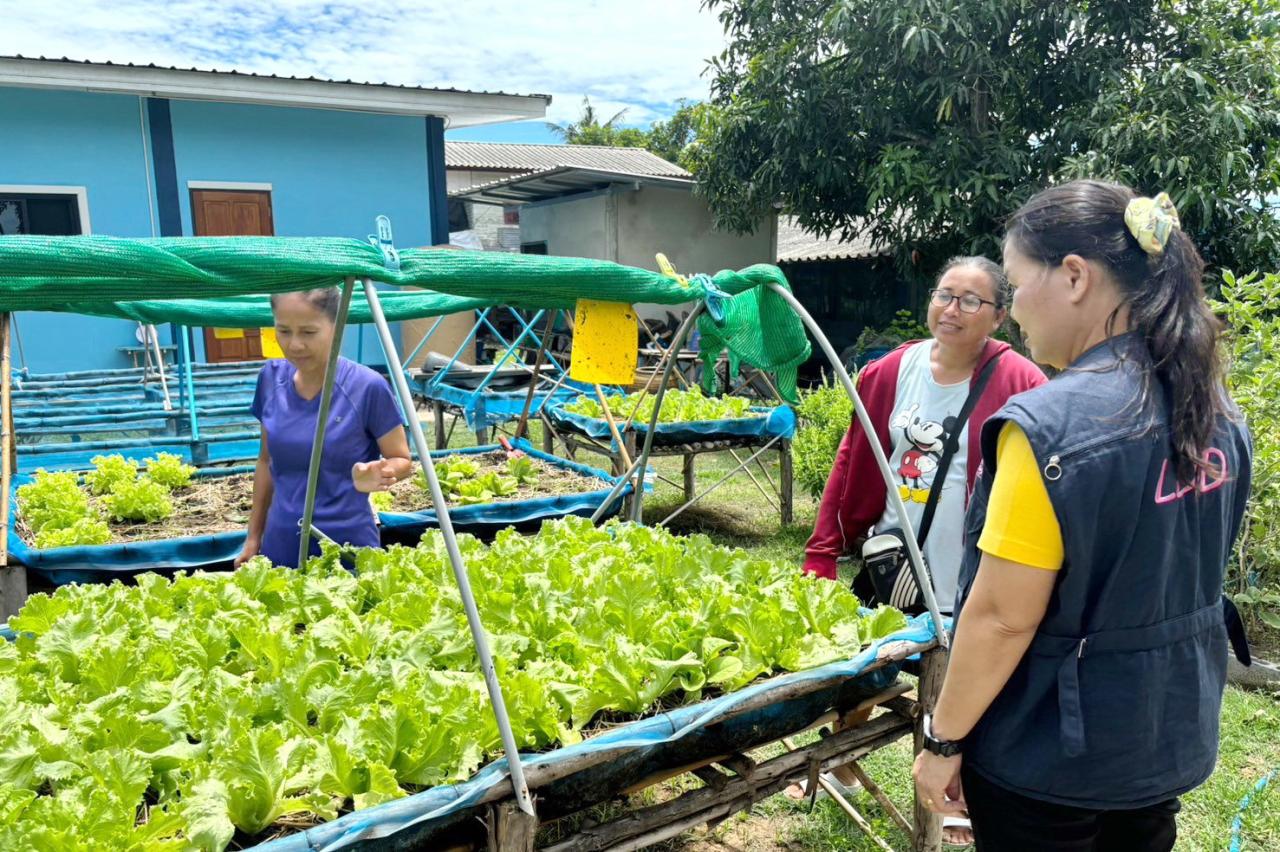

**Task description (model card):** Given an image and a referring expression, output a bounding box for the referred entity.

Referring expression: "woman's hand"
[234,536,261,569]
[913,750,966,818]
[353,459,399,493]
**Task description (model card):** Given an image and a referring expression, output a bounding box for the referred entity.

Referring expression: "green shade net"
[697,265,811,403]
[82,290,494,327]
[0,235,811,395]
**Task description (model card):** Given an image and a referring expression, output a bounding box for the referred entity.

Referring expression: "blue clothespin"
[694,274,730,324]
[368,215,400,272]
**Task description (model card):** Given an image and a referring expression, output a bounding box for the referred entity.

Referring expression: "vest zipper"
[1039,430,1151,484]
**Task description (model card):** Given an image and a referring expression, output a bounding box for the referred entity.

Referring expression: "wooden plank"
[717,753,757,781]
[912,648,948,852]
[543,714,912,852]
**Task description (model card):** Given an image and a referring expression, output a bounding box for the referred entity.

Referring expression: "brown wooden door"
[192,189,274,362]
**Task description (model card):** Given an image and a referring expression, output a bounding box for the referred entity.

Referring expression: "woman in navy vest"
[912,180,1252,851]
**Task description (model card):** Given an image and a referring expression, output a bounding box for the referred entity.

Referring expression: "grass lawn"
[441,414,1280,850]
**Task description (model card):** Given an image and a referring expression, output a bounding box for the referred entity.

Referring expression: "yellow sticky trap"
[260,327,284,359]
[211,327,245,340]
[570,299,638,385]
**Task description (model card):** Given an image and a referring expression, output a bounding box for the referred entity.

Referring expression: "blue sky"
[0,0,728,145]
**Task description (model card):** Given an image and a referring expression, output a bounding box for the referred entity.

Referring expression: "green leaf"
[182,777,236,852]
[88,748,150,808]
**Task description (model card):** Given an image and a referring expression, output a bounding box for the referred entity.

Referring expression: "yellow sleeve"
[977,421,1065,571]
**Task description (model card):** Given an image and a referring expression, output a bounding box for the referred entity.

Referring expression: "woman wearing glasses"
[804,257,1045,609]
[798,259,1045,836]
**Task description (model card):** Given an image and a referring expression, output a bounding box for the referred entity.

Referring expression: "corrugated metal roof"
[0,54,550,101]
[445,142,690,178]
[776,216,889,263]
[450,165,695,205]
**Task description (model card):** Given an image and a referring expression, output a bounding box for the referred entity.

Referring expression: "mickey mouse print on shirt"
[891,402,958,504]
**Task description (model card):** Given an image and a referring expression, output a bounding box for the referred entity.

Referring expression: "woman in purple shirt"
[234,287,412,568]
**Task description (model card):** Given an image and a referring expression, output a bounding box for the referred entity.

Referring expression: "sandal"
[942,816,974,847]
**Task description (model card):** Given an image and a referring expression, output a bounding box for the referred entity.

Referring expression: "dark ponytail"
[1005,180,1224,485]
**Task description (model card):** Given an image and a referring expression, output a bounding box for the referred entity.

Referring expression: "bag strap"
[915,351,1003,547]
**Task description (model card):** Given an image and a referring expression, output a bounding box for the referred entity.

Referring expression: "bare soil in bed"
[16,473,256,546]
[17,452,608,547]
[382,450,606,512]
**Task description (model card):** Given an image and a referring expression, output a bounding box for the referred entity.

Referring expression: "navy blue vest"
[954,333,1252,809]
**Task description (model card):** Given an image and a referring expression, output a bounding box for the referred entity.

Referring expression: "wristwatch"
[922,713,964,757]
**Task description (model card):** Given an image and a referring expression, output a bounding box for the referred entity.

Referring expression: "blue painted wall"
[171,100,429,366]
[0,88,157,372]
[0,89,435,372]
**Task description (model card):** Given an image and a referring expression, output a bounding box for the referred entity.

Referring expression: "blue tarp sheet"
[415,377,595,430]
[17,432,262,472]
[250,614,938,852]
[546,400,798,446]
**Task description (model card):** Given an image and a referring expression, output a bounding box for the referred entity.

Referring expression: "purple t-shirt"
[251,357,403,567]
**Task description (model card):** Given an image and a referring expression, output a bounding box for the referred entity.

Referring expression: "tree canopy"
[690,0,1280,278]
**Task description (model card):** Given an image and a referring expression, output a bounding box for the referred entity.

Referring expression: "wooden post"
[621,430,639,518]
[491,800,538,851]
[0,312,26,620]
[433,399,447,451]
[912,648,948,852]
[682,453,696,504]
[779,439,794,525]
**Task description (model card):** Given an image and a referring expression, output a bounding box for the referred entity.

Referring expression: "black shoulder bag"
[858,353,1003,613]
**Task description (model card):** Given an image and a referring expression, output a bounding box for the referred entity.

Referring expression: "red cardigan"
[803,339,1047,580]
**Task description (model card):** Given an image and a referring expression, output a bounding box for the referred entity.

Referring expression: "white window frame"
[0,184,91,234]
[187,181,273,192]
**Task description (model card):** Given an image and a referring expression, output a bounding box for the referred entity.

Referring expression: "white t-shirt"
[874,341,970,613]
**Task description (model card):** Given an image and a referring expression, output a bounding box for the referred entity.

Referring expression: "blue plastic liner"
[249,614,938,852]
[546,400,797,446]
[378,439,631,537]
[18,433,262,472]
[7,466,256,585]
[416,377,594,430]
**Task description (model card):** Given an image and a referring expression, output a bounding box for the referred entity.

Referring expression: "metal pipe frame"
[763,281,949,647]
[426,307,489,392]
[361,279,537,816]
[296,276,357,569]
[178,325,200,442]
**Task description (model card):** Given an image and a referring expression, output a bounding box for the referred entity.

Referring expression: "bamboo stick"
[515,310,556,440]
[594,385,633,472]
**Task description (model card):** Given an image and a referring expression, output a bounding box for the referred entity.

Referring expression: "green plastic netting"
[697,265,810,403]
[81,291,493,327]
[0,235,811,398]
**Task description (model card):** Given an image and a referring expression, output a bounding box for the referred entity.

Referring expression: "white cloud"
[0,0,728,126]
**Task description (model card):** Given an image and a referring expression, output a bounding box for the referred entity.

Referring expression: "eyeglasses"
[929,289,997,314]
